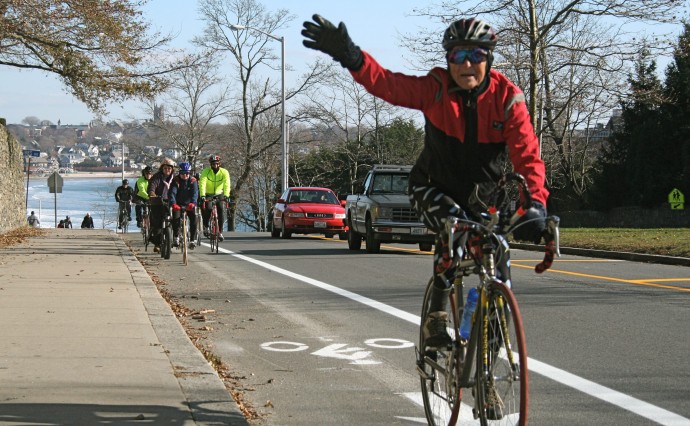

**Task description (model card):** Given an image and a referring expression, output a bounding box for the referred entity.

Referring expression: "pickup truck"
[345,165,435,253]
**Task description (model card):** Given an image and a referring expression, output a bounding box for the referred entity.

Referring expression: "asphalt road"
[124,232,690,426]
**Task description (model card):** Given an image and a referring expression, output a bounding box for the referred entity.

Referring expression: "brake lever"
[535,216,560,274]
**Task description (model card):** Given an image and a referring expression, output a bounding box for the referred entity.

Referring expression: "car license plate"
[314,221,327,228]
[411,227,426,235]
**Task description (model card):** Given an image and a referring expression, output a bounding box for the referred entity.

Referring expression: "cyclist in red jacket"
[303,16,549,349]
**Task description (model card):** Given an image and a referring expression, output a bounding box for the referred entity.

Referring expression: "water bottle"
[459,288,479,340]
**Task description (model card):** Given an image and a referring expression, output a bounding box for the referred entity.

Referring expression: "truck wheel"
[419,242,433,252]
[347,218,361,250]
[365,218,381,254]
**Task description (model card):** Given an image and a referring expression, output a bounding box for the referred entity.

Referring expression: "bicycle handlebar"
[445,173,560,274]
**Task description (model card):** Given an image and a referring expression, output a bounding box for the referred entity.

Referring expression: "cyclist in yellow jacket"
[199,155,231,241]
[133,166,153,228]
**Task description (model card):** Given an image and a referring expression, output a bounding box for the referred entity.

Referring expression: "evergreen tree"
[590,49,664,209]
[661,23,690,199]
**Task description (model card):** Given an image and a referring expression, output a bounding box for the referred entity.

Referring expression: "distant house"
[163,148,182,160]
[144,146,163,157]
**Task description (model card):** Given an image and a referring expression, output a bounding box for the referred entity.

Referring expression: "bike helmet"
[142,166,152,175]
[442,18,498,51]
[209,155,221,163]
[178,162,192,174]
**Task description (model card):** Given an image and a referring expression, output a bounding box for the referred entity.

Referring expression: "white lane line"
[210,245,690,426]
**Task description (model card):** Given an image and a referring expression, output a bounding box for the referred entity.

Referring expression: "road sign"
[47,172,63,194]
[668,188,684,210]
[22,149,40,157]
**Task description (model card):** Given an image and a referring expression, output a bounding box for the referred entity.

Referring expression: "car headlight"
[334,213,346,219]
[286,212,305,218]
[372,207,392,220]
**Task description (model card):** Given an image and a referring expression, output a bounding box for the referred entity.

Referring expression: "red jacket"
[351,51,548,209]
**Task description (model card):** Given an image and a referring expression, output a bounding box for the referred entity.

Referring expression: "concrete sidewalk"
[0,229,248,425]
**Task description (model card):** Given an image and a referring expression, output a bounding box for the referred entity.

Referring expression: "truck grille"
[392,208,421,222]
[307,213,333,218]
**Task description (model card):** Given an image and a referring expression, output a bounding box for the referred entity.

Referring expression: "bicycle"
[416,173,560,426]
[204,195,223,254]
[175,208,189,266]
[118,201,129,234]
[159,201,173,260]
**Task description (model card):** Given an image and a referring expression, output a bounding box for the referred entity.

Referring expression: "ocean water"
[25,176,128,231]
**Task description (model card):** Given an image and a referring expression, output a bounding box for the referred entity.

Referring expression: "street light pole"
[230,24,287,193]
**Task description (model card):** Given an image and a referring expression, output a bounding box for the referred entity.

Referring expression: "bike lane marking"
[208,244,690,425]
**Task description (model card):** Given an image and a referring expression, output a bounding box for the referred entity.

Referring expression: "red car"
[271,187,347,239]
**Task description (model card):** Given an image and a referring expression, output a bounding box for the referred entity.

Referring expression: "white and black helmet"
[442,18,498,51]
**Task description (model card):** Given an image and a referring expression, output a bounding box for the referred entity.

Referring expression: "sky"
[0,0,686,126]
[0,0,432,126]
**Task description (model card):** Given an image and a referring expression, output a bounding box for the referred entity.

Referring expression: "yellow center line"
[319,237,690,292]
[512,263,690,292]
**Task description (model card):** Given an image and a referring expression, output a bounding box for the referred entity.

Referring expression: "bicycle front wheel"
[476,281,528,425]
[161,225,172,260]
[181,214,188,266]
[418,278,462,426]
[210,210,219,253]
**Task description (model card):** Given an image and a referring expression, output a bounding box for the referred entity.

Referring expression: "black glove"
[302,14,363,71]
[512,201,547,244]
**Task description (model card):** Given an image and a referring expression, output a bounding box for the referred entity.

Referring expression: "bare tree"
[144,54,234,170]
[295,69,419,193]
[194,0,330,231]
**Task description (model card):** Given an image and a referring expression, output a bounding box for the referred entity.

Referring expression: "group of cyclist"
[114,154,231,254]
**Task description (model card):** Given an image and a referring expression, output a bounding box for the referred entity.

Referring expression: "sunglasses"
[179,171,190,175]
[448,48,489,65]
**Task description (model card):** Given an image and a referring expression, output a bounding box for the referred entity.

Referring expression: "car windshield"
[371,174,409,194]
[288,190,339,204]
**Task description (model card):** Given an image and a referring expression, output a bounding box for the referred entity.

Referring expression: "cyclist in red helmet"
[303,16,548,356]
[199,155,231,241]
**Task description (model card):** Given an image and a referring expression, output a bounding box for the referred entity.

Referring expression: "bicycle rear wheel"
[142,214,150,251]
[475,281,528,425]
[418,278,462,426]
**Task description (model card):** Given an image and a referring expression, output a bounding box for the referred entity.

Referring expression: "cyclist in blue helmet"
[169,162,200,249]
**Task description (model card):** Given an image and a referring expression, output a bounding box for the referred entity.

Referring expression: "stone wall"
[0,120,27,233]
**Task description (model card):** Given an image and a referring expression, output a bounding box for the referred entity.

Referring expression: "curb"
[112,235,249,425]
[511,243,690,267]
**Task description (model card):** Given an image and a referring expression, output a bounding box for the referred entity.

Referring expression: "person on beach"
[81,213,94,229]
[27,211,40,228]
[59,216,73,229]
